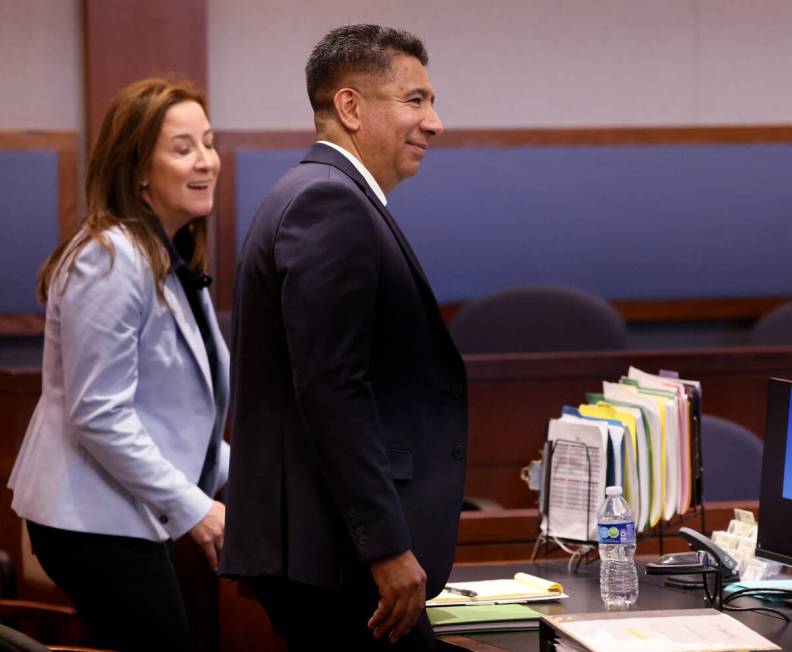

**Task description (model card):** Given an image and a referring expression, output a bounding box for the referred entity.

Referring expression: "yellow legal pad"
[428,572,563,606]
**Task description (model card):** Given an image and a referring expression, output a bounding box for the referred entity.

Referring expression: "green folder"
[428,603,543,634]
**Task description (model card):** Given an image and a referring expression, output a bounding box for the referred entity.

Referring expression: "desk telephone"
[647,527,739,582]
[646,527,740,610]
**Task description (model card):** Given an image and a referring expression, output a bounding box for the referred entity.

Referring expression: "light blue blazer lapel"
[163,275,213,395]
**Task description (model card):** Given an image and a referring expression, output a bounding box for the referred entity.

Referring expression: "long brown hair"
[38,78,212,304]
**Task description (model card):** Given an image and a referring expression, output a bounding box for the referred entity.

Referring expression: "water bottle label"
[597,521,636,544]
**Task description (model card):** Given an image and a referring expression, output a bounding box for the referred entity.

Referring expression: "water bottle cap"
[605,485,623,496]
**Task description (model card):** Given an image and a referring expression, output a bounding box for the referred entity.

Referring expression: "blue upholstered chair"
[750,302,792,346]
[448,286,628,354]
[701,414,763,501]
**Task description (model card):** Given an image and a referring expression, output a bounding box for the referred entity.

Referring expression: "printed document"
[541,418,607,541]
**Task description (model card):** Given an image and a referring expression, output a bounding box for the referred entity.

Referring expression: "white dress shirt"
[316,140,388,206]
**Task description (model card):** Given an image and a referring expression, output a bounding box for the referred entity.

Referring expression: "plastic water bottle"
[598,485,638,608]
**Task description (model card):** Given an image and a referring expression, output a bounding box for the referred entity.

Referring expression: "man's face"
[355,54,444,194]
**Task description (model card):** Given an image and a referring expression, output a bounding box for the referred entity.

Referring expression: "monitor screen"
[756,377,792,566]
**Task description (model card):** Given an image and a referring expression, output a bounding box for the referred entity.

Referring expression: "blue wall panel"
[1,150,59,312]
[235,144,792,303]
[236,149,304,254]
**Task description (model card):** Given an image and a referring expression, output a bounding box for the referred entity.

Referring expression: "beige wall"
[207,0,792,130]
[0,0,83,130]
[2,1,792,132]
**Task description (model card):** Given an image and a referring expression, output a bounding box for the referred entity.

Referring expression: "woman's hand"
[189,500,225,571]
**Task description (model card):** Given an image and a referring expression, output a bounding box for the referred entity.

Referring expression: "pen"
[444,584,478,598]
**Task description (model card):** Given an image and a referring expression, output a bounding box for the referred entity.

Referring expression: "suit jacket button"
[452,445,465,460]
[358,536,369,546]
[451,384,465,399]
[159,515,169,524]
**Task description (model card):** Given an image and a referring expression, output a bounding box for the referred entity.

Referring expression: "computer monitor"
[756,377,792,566]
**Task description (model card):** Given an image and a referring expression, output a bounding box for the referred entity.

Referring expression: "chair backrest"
[0,624,50,652]
[0,552,16,600]
[750,302,792,346]
[701,414,764,501]
[448,286,628,354]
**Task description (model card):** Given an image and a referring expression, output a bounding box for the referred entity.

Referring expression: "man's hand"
[368,549,427,643]
[189,500,225,571]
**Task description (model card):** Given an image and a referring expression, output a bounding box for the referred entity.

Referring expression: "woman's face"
[142,100,220,235]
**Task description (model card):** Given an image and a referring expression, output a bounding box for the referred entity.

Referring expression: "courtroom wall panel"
[0,1,82,131]
[207,1,792,130]
[217,129,792,325]
[0,132,78,338]
[82,0,207,148]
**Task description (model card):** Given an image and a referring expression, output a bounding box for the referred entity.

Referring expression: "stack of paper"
[428,572,564,606]
[428,603,542,634]
[541,609,780,651]
[539,367,702,541]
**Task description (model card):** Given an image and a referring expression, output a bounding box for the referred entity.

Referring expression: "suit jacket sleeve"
[274,180,411,562]
[57,235,213,539]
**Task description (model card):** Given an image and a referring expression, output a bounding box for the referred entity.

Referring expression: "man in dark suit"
[221,24,467,650]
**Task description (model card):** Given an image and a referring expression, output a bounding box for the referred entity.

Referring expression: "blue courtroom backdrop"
[1,150,59,312]
[235,144,792,304]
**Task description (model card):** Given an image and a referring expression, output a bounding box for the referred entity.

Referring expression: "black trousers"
[26,521,194,652]
[248,575,447,652]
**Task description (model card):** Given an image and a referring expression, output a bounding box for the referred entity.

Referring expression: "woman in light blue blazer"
[8,78,229,652]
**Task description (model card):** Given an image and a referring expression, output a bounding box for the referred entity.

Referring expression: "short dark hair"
[305,24,429,112]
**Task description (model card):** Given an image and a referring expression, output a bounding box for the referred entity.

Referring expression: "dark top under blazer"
[221,143,468,597]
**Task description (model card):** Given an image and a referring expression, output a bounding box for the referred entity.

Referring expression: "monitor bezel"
[755,377,792,567]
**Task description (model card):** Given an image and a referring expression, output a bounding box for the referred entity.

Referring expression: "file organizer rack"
[530,419,706,570]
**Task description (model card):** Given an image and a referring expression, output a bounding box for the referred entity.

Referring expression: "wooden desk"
[455,502,757,563]
[442,558,792,651]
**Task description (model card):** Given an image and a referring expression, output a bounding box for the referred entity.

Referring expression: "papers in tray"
[540,366,703,541]
[540,416,607,542]
[428,572,564,606]
[429,603,543,634]
[541,609,780,652]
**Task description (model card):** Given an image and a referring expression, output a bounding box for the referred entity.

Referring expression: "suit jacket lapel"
[365,190,434,290]
[301,143,432,290]
[300,144,457,352]
[164,276,213,394]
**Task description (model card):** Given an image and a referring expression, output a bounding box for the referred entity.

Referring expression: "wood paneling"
[0,131,78,239]
[611,296,792,323]
[0,369,41,484]
[455,502,756,563]
[214,132,316,309]
[0,131,78,336]
[82,0,207,150]
[217,125,792,154]
[0,365,766,647]
[433,125,792,147]
[0,369,42,602]
[218,580,285,652]
[0,315,45,337]
[443,296,792,326]
[463,347,792,508]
